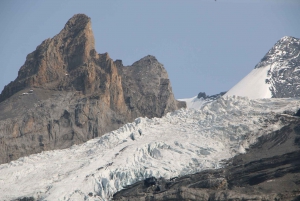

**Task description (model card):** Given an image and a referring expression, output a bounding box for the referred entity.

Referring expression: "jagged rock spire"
[0,14,96,102]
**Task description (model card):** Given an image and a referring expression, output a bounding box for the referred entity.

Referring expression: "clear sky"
[0,0,299,99]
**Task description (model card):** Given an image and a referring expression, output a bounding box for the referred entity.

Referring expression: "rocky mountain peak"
[0,14,184,164]
[256,36,300,98]
[130,55,166,74]
[64,14,91,31]
[255,36,300,69]
[225,36,300,99]
[132,55,158,64]
[0,14,97,102]
[58,13,95,63]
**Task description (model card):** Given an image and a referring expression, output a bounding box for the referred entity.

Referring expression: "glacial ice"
[0,96,300,200]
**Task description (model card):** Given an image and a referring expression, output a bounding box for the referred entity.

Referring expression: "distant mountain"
[225,36,300,99]
[0,14,185,164]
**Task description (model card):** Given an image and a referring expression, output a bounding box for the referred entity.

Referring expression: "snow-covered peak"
[225,36,300,99]
[1,96,300,201]
[255,36,300,69]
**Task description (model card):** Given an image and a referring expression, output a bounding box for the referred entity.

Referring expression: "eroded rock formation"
[0,14,185,164]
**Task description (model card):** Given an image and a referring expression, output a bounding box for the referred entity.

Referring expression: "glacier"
[0,96,300,200]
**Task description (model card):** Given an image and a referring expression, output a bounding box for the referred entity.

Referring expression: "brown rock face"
[0,14,95,101]
[0,14,185,164]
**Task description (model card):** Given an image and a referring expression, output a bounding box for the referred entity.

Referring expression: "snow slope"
[224,65,272,99]
[225,36,300,99]
[1,97,300,201]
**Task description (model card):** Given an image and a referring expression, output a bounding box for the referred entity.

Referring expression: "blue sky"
[0,0,299,98]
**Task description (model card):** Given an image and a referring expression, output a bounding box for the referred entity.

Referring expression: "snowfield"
[1,96,300,201]
[225,65,272,99]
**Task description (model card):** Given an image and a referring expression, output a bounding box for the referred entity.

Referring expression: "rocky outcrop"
[117,55,183,119]
[0,14,96,101]
[113,114,300,201]
[197,91,226,100]
[0,14,185,164]
[255,36,300,98]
